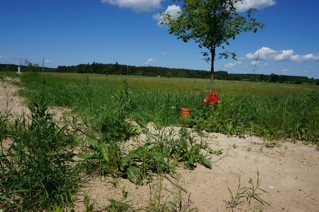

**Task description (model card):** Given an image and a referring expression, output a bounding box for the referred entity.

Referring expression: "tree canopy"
[163,0,264,91]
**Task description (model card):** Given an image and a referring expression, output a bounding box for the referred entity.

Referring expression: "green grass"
[18,72,319,144]
[0,101,79,211]
[24,72,318,95]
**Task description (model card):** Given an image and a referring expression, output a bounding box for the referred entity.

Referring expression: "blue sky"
[1,0,319,79]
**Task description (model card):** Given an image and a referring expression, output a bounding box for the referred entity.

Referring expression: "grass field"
[22,72,318,95]
[16,72,318,143]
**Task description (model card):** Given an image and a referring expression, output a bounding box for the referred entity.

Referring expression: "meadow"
[19,72,319,143]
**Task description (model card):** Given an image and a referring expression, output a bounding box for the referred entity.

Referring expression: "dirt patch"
[0,77,77,125]
[0,77,30,119]
[1,79,319,211]
[74,127,319,211]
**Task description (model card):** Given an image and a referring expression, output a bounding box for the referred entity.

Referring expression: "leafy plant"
[80,122,214,185]
[105,199,132,212]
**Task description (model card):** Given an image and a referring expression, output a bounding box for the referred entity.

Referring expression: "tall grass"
[189,93,319,143]
[19,73,319,144]
[0,101,79,210]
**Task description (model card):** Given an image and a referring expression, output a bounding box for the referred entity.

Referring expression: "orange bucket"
[180,108,191,119]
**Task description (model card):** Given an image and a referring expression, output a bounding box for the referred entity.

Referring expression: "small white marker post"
[17,66,21,74]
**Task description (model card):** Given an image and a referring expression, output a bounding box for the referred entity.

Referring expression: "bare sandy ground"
[1,78,319,211]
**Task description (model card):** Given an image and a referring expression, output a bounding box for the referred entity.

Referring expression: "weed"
[80,124,213,185]
[224,177,246,210]
[245,170,270,206]
[224,170,270,211]
[84,193,94,212]
[0,101,79,211]
[105,199,132,212]
[104,187,133,212]
[146,175,197,212]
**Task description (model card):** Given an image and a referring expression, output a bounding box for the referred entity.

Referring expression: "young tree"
[163,0,264,92]
[25,59,39,73]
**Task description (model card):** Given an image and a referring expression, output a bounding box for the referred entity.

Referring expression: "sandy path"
[1,78,318,211]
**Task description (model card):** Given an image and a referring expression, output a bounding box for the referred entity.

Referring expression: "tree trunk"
[209,48,216,93]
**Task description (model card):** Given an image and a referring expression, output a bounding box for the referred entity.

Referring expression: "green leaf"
[99,142,109,162]
[77,152,101,160]
[202,158,212,169]
[126,166,141,184]
[121,155,131,167]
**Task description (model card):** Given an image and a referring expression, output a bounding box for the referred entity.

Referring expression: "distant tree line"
[0,63,54,73]
[1,63,318,85]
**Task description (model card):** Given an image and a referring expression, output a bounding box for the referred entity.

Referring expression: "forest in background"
[1,62,318,85]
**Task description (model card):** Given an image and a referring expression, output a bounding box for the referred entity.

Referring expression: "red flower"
[202,91,220,104]
[209,92,220,103]
[202,97,211,103]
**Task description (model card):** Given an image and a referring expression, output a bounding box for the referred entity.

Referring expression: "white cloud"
[154,4,181,26]
[246,47,277,60]
[281,68,288,73]
[274,50,294,61]
[235,0,276,12]
[101,0,162,12]
[145,58,154,65]
[292,53,319,62]
[275,50,319,62]
[224,61,242,68]
[246,47,319,63]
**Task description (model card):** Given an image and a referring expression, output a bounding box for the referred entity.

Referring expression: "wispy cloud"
[161,52,168,56]
[281,68,288,73]
[251,60,261,66]
[153,4,181,26]
[44,59,53,64]
[0,55,11,59]
[235,0,276,12]
[246,47,319,62]
[101,0,163,12]
[224,61,242,68]
[144,58,154,65]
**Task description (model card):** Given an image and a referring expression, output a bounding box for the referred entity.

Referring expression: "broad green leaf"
[202,158,212,169]
[121,155,131,167]
[127,166,141,184]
